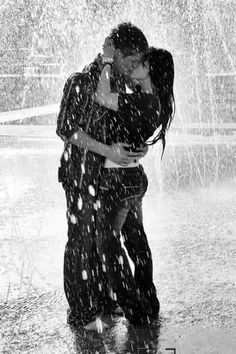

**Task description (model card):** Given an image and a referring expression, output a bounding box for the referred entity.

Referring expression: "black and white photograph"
[0,1,236,353]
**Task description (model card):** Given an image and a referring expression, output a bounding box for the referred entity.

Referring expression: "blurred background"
[0,0,235,124]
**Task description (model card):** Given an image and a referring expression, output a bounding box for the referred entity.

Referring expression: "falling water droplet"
[82,270,88,280]
[64,151,68,161]
[88,185,95,196]
[70,214,77,224]
[77,195,83,210]
[81,163,85,174]
[118,255,124,266]
[96,318,103,333]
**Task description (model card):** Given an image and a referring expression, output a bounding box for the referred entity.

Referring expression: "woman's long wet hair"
[143,47,175,156]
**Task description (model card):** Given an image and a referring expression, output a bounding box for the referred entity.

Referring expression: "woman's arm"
[95,64,119,111]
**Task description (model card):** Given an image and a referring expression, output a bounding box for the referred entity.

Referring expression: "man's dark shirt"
[56,55,126,191]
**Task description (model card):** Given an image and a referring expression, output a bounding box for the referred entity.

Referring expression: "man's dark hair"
[108,22,148,56]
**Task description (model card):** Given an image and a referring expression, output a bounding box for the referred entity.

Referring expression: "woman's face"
[130,61,149,80]
[114,50,143,77]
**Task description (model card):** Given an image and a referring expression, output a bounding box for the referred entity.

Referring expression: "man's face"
[130,61,149,80]
[114,50,144,77]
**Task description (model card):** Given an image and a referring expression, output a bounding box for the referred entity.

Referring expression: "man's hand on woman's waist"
[106,142,147,166]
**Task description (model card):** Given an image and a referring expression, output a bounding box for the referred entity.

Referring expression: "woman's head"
[131,47,175,155]
[146,47,174,92]
[131,47,174,94]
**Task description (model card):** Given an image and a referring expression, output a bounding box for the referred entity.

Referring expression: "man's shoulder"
[63,56,100,95]
[62,71,92,98]
[65,71,90,87]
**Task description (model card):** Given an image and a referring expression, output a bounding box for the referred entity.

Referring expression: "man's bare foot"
[83,317,109,333]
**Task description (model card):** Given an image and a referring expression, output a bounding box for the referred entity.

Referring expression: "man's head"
[107,22,148,77]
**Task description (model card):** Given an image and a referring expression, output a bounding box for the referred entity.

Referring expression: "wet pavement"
[0,126,236,353]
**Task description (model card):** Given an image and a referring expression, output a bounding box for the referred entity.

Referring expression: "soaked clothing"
[57,52,160,325]
[63,186,114,325]
[57,57,125,326]
[107,92,160,150]
[56,56,158,326]
[96,94,160,322]
[97,166,159,323]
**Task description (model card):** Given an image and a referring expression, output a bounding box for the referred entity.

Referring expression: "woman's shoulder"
[118,92,160,117]
[119,91,152,102]
[126,92,159,111]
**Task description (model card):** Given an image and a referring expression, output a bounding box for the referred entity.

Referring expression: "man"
[56,22,157,329]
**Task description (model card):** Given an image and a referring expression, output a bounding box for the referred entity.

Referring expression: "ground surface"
[0,126,236,353]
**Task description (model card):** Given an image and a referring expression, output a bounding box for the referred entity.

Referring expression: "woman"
[92,45,175,328]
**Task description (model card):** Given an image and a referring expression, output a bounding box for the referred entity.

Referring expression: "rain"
[0,0,236,353]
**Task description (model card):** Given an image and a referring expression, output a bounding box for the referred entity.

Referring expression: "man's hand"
[106,143,147,166]
[102,37,115,59]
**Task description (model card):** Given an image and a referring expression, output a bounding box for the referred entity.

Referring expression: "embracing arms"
[56,72,146,165]
[67,129,142,164]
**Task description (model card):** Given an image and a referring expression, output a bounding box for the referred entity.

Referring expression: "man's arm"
[57,73,147,164]
[56,73,89,140]
[68,129,146,165]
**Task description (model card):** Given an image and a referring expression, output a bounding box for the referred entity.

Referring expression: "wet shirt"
[106,92,160,150]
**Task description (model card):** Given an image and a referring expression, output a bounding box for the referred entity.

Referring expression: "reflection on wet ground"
[0,131,236,353]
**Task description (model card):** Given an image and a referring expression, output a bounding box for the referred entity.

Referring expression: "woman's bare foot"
[83,317,109,333]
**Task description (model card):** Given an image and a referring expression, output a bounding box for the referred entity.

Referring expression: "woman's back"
[106,92,160,151]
